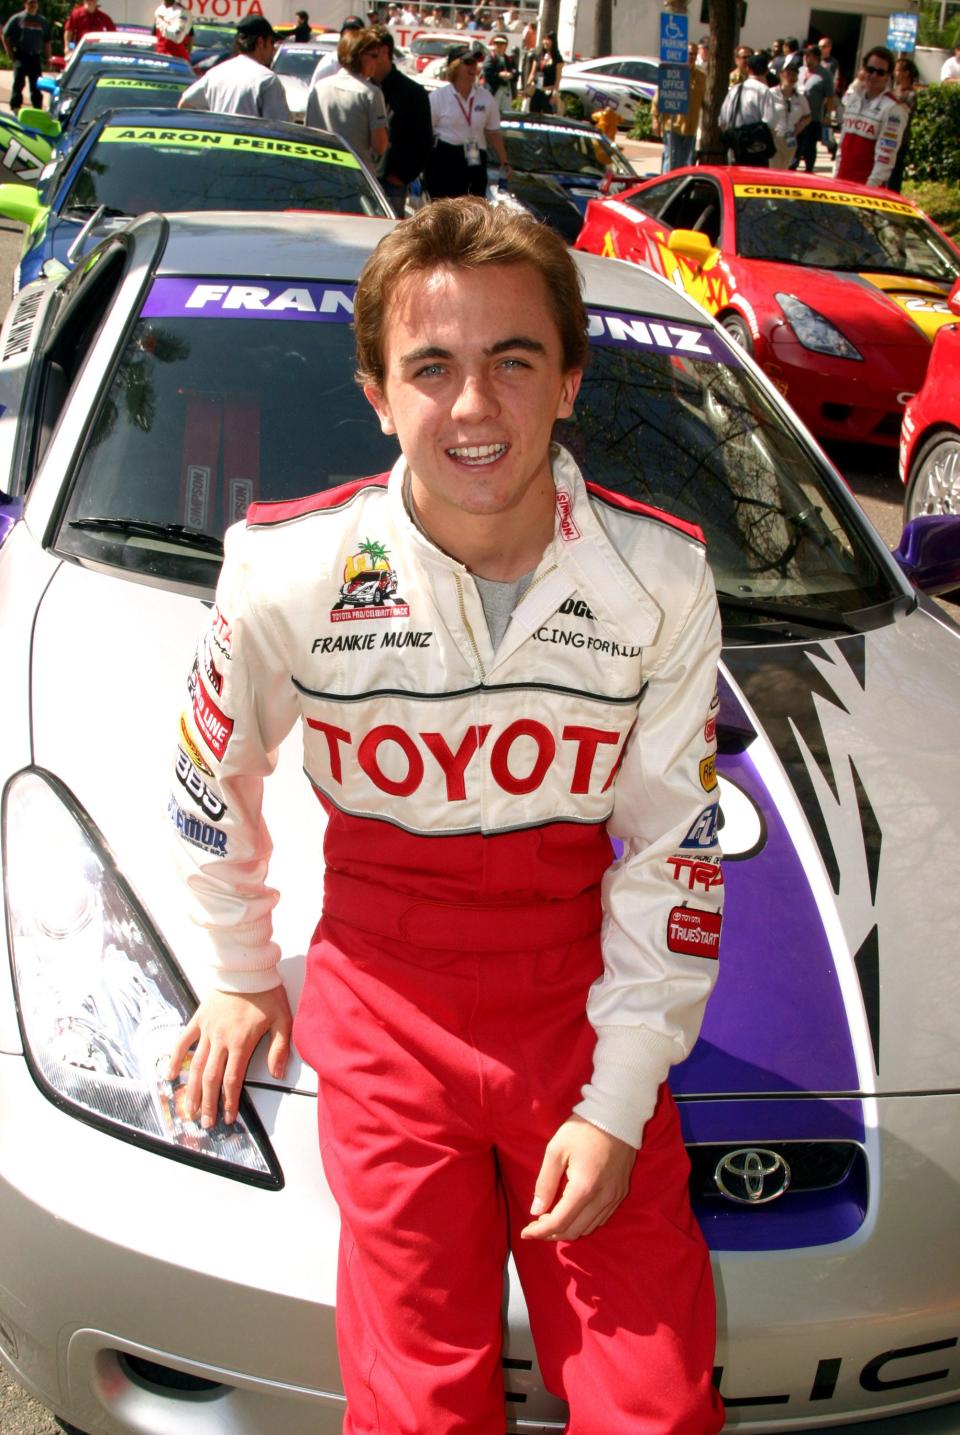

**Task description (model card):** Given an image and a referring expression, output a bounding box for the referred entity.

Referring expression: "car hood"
[500,171,583,243]
[736,257,956,348]
[856,270,960,342]
[276,73,309,112]
[29,565,960,1099]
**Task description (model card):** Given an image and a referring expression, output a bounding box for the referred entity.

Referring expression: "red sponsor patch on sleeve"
[192,676,234,762]
[667,905,722,957]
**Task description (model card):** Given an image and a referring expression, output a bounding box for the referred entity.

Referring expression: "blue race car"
[43,44,194,116]
[0,107,394,289]
[12,67,192,167]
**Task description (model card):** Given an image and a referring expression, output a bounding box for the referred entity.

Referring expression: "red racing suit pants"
[293,873,725,1435]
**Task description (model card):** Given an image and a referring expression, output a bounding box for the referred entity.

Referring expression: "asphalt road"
[0,101,951,1435]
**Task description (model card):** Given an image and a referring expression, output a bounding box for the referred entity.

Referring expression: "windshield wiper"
[717,592,859,635]
[64,203,130,220]
[69,517,223,555]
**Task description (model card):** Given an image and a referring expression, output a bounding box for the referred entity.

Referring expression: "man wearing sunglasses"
[834,45,906,188]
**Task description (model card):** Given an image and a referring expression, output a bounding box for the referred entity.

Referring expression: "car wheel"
[720,313,754,356]
[905,430,960,521]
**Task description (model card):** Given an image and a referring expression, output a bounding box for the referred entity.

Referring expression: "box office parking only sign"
[658,63,690,115]
[659,11,690,115]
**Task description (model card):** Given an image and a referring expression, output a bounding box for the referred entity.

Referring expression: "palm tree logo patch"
[331,537,410,623]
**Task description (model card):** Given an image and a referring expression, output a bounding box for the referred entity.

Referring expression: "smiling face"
[363,263,581,554]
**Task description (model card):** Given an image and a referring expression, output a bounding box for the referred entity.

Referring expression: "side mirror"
[667,228,714,268]
[38,76,57,96]
[893,515,960,595]
[0,183,42,225]
[949,276,960,318]
[18,108,61,139]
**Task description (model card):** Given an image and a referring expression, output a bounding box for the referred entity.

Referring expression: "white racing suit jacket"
[170,446,723,1148]
[835,84,907,187]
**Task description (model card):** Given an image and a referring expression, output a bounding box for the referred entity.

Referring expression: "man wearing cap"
[305,26,388,176]
[309,13,364,84]
[3,0,52,113]
[484,31,518,113]
[178,14,290,121]
[423,44,511,198]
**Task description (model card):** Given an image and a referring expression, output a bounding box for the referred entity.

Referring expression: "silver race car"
[1,212,959,1435]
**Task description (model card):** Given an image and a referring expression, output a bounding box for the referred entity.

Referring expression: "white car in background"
[558,53,659,126]
[272,39,337,120]
[274,37,418,120]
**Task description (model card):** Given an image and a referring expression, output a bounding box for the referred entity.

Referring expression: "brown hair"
[862,45,894,74]
[337,26,382,73]
[354,198,588,389]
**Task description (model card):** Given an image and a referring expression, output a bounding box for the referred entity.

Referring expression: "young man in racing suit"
[168,199,725,1435]
[835,45,906,188]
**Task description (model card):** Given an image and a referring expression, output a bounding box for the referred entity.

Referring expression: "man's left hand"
[520,1114,636,1242]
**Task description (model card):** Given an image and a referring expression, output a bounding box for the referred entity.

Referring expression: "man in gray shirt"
[178,14,290,122]
[304,26,388,175]
[795,44,835,172]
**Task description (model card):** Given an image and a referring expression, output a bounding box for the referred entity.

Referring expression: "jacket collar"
[386,446,665,650]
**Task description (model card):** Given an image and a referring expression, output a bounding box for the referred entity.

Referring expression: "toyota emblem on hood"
[714,1148,792,1204]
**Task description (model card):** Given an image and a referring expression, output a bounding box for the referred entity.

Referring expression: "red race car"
[575,166,960,447]
[900,277,960,519]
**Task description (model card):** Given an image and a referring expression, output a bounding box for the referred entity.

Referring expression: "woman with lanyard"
[423,44,511,199]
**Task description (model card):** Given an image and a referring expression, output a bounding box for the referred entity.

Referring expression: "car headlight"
[776,292,863,360]
[2,769,281,1187]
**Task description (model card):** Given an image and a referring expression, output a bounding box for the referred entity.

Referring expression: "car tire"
[720,313,754,356]
[904,430,960,521]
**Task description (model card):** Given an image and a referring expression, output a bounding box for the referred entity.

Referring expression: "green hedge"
[906,83,960,183]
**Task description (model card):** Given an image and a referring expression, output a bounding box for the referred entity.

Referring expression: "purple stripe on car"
[586,307,738,364]
[141,278,357,322]
[678,1096,864,1145]
[0,494,22,550]
[671,671,860,1099]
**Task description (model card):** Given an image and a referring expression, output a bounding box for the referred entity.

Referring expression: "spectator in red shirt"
[63,0,115,53]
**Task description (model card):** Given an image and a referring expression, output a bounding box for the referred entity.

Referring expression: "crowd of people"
[176,11,554,215]
[662,29,926,192]
[5,0,954,202]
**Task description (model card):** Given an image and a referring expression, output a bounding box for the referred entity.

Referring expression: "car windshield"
[273,47,326,78]
[62,54,188,96]
[60,127,386,217]
[735,188,960,282]
[412,36,484,56]
[614,60,657,84]
[503,124,633,178]
[190,23,235,50]
[57,277,893,630]
[78,76,189,122]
